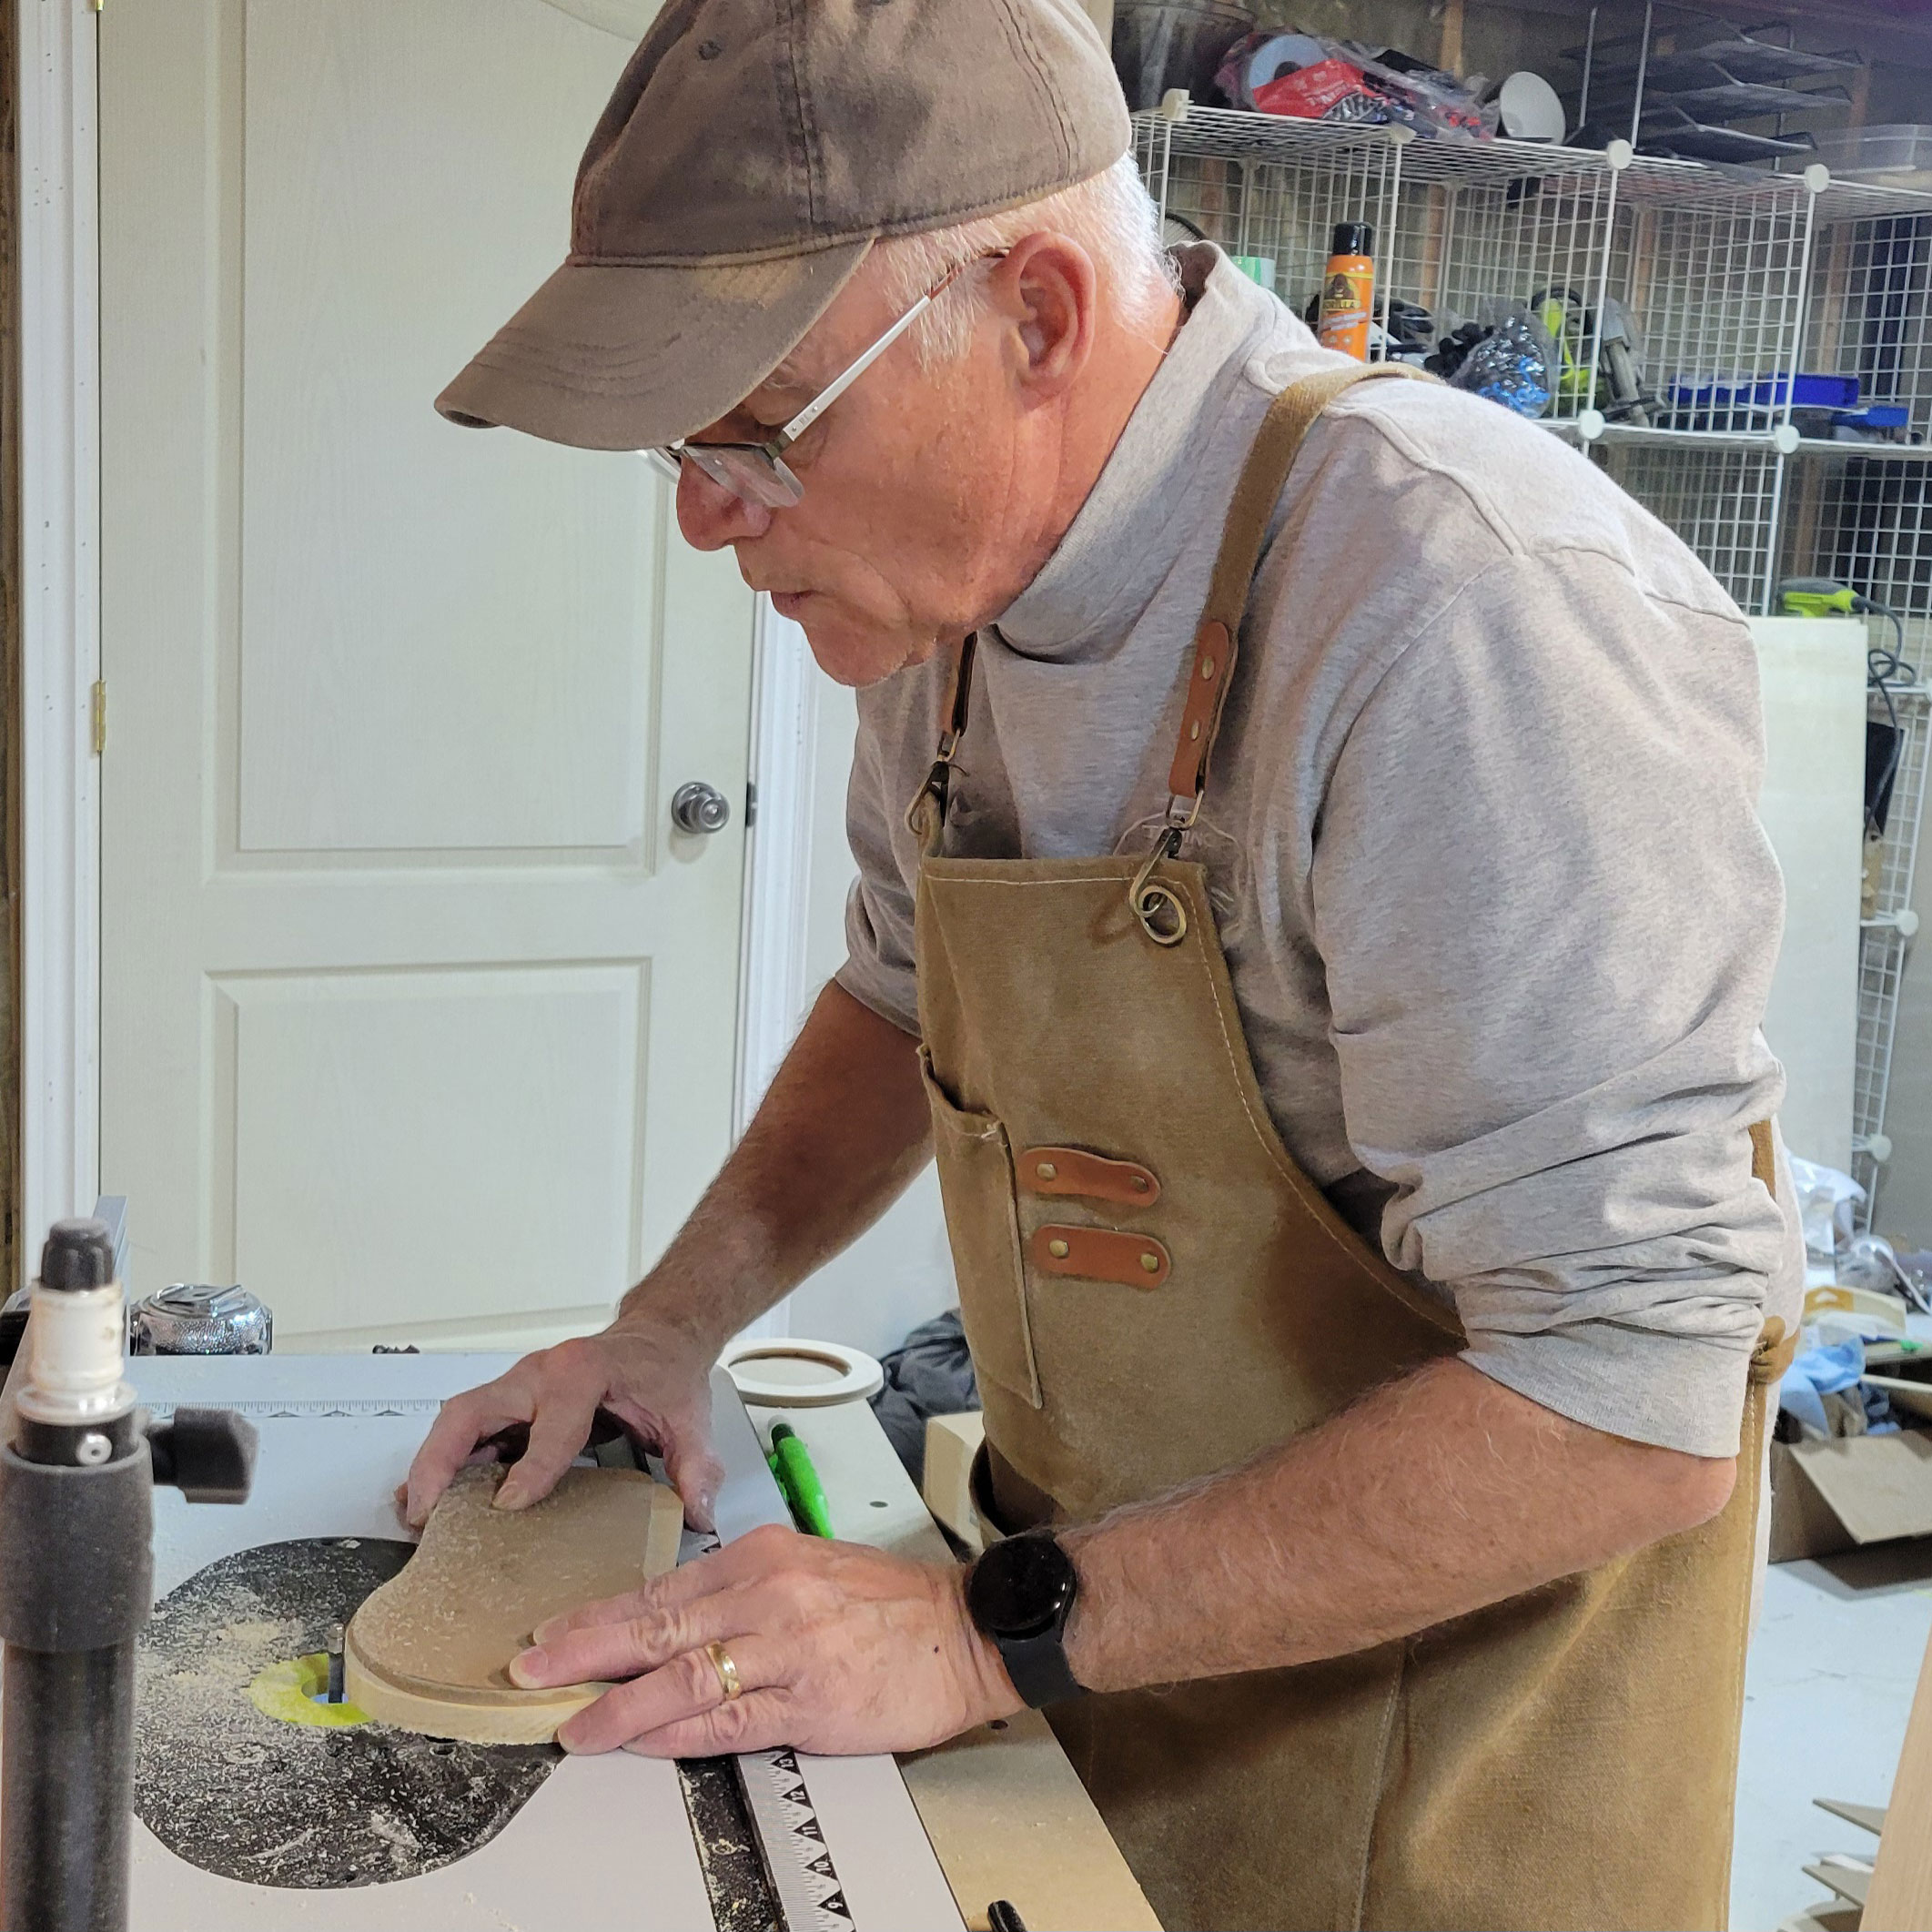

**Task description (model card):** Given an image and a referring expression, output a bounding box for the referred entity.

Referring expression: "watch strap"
[996,1621,1087,1708]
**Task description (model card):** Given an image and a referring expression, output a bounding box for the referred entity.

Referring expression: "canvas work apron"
[909,364,1793,1932]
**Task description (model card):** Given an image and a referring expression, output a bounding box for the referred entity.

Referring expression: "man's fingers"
[618,1690,794,1759]
[529,1584,654,1645]
[529,1523,804,1648]
[515,1583,765,1686]
[404,1390,526,1527]
[495,1396,601,1512]
[601,1395,722,1533]
[555,1639,786,1755]
[661,1430,726,1534]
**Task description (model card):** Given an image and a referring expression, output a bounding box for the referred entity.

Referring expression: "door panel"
[100,0,751,1347]
[236,0,658,856]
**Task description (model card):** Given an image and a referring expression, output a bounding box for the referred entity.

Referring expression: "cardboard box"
[1770,1426,1932,1562]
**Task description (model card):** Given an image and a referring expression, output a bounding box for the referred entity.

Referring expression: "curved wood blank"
[346,1462,684,1744]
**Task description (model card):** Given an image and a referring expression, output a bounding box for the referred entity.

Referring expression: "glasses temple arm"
[775,257,981,450]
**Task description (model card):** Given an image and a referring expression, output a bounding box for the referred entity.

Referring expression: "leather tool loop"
[1166,619,1238,803]
[1029,1225,1172,1289]
[1019,1148,1161,1207]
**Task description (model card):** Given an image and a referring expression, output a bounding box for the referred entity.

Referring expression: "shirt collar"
[991,245,1280,660]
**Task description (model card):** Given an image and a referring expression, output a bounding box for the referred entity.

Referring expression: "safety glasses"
[647,251,1002,510]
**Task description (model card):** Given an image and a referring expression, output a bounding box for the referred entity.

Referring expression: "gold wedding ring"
[705,1640,743,1703]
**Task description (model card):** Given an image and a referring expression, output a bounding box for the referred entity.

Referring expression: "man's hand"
[403,1323,723,1529]
[403,985,935,1537]
[506,1523,1022,1757]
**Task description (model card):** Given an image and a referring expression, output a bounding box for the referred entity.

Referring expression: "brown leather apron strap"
[1742,1119,1792,1381]
[906,631,979,850]
[907,362,1432,867]
[1751,1314,1796,1385]
[1167,362,1428,817]
[1131,360,1431,945]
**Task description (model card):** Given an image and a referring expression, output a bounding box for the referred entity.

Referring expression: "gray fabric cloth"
[837,243,1804,1459]
[870,1309,979,1482]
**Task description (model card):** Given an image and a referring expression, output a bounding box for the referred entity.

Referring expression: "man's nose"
[674,460,774,550]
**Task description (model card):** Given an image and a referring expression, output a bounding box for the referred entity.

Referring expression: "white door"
[98,0,754,1350]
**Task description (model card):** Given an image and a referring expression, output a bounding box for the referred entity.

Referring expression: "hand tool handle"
[767,1424,835,1539]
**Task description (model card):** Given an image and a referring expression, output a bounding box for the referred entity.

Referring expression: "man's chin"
[795,611,941,691]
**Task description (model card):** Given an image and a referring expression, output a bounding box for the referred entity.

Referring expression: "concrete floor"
[1732,1539,1932,1931]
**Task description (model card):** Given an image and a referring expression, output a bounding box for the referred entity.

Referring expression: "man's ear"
[988,232,1097,402]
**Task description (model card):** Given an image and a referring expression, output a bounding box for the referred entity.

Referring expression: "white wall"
[775,675,960,1360]
[1750,618,1866,1174]
[1871,758,1932,1249]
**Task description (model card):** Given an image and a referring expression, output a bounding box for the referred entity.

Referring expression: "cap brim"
[436,241,873,451]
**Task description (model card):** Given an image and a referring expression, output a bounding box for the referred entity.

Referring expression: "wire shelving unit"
[1786,201,1932,1220]
[1134,98,1932,1222]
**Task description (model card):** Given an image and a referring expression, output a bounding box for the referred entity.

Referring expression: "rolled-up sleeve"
[1311,546,1788,1457]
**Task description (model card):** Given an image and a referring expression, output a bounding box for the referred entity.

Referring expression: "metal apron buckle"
[1129,804,1194,947]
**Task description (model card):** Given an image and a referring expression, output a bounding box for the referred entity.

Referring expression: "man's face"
[672,251,1074,688]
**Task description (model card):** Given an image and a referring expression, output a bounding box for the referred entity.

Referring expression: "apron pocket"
[918,1049,1042,1409]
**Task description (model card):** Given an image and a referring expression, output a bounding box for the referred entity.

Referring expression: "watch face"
[967,1533,1076,1642]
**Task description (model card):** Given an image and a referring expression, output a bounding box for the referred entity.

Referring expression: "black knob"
[147,1408,258,1504]
[38,1218,116,1292]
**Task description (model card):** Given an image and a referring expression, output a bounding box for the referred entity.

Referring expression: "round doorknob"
[671,781,732,835]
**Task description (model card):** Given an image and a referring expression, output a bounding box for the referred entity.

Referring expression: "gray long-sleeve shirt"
[837,245,1801,1459]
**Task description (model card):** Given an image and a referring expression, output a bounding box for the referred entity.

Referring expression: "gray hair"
[867,154,1180,369]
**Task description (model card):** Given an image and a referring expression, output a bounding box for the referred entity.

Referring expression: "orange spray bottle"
[1316,221,1375,361]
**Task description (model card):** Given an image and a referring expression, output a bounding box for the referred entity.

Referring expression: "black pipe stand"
[2,1646,135,1932]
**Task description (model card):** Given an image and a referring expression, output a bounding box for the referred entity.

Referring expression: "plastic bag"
[1787,1155,1866,1266]
[1445,304,1557,417]
[1216,32,1497,142]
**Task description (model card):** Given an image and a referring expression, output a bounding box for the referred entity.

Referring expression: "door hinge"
[90,680,106,756]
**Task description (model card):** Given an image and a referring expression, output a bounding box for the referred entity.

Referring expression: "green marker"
[767,1421,835,1538]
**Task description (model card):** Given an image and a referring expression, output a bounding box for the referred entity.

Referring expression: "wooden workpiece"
[344,1463,683,1745]
[744,1396,1159,1932]
[1865,1623,1932,1930]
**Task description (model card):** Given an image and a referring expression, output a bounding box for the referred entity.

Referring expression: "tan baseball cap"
[436,0,1129,451]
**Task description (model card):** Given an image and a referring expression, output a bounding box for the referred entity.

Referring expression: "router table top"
[125,1350,1156,1932]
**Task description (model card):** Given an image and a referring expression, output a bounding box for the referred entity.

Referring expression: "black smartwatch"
[965,1530,1087,1708]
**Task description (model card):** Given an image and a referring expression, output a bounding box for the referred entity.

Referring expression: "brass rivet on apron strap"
[1131,1176,1148,1191]
[1189,722,1200,741]
[1199,655,1216,680]
[1037,1161,1057,1181]
[1049,1239,1069,1259]
[1140,1251,1161,1274]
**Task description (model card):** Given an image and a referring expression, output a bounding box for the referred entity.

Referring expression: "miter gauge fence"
[123,1352,964,1931]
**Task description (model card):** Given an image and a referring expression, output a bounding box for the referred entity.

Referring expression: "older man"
[409,1,1801,1925]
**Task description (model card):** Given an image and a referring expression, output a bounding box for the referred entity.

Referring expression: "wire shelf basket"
[1605,165,1819,440]
[1600,440,1789,611]
[1795,203,1932,1221]
[1136,100,1932,1221]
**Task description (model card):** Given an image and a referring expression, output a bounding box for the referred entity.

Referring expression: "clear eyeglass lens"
[683,443,804,510]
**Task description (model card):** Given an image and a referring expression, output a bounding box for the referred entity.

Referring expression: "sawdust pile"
[135,1536,558,1890]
